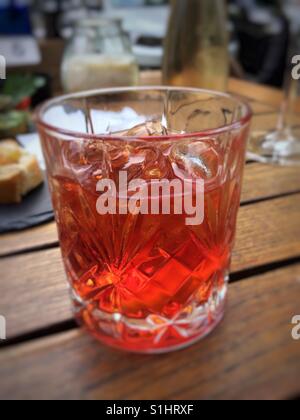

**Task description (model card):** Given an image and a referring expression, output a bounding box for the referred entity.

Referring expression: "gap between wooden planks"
[1,162,300,258]
[0,193,300,340]
[0,263,299,400]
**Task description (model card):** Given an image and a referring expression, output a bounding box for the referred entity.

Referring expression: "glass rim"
[36,86,253,142]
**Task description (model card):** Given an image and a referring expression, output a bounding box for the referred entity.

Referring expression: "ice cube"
[125,120,169,137]
[170,141,220,180]
[112,143,172,182]
[61,140,109,185]
[108,143,131,170]
[62,141,87,168]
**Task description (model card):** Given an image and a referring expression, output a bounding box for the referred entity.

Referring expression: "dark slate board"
[0,177,54,233]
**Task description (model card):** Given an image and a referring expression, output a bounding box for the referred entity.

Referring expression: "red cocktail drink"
[38,88,251,353]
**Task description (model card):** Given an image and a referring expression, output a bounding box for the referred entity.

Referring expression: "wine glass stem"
[276,77,296,138]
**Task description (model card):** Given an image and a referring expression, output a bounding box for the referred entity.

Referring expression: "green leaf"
[1,74,46,106]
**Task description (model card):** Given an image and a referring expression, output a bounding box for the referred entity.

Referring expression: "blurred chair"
[231,0,289,87]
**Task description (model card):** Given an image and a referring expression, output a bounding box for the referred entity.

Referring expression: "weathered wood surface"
[0,76,300,400]
[0,264,299,400]
[1,194,300,340]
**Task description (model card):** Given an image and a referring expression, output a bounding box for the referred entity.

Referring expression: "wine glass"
[248,2,300,166]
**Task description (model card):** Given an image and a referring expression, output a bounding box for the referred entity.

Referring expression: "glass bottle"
[61,18,139,93]
[163,0,229,91]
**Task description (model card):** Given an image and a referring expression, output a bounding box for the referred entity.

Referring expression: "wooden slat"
[1,194,300,340]
[246,101,277,115]
[140,72,285,108]
[233,194,300,271]
[0,222,58,257]
[241,163,300,203]
[1,248,71,338]
[0,264,299,400]
[252,112,300,134]
[228,78,284,107]
[1,162,299,258]
[140,72,281,114]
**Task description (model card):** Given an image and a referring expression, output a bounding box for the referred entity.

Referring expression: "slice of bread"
[0,140,44,204]
[0,140,22,165]
[0,164,24,204]
[19,153,44,196]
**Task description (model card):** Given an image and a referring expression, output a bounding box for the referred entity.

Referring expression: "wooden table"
[0,76,300,400]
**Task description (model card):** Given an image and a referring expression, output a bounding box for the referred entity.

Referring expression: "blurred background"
[0,0,299,91]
